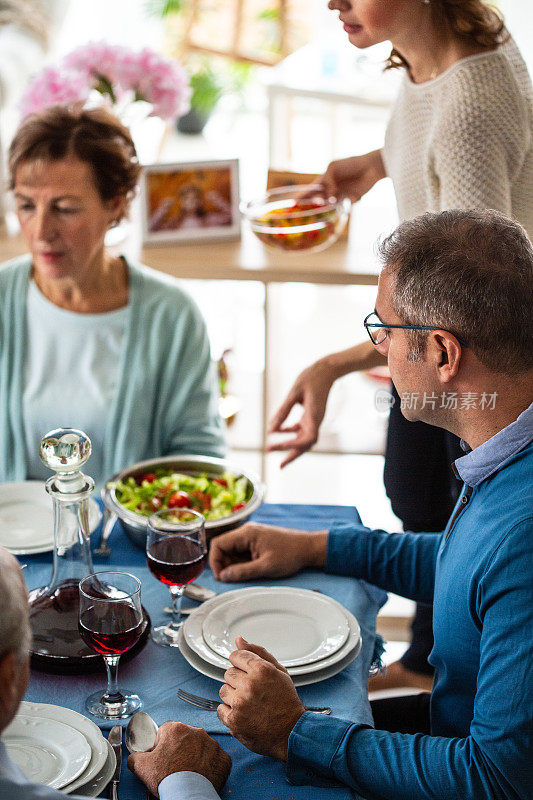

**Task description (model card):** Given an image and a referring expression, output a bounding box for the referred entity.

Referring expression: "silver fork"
[93,506,117,557]
[177,688,331,715]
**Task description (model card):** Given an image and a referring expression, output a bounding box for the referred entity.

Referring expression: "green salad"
[112,469,251,520]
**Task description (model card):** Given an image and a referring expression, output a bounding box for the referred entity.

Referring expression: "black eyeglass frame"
[363,312,469,348]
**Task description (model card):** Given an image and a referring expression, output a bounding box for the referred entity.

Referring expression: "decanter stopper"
[40,428,93,494]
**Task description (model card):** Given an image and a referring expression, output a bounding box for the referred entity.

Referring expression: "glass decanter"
[28,428,98,662]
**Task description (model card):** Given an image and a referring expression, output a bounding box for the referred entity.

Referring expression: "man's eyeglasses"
[363,312,469,347]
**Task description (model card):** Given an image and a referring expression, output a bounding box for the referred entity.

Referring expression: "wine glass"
[146,508,207,647]
[78,571,143,719]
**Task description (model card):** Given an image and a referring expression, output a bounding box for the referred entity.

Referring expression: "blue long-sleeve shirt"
[287,404,533,800]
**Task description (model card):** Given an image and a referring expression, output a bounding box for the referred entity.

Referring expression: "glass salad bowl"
[242,184,350,253]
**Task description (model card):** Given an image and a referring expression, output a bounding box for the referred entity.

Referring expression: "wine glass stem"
[103,655,122,701]
[169,585,184,630]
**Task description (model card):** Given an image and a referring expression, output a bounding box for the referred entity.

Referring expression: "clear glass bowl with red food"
[242,184,350,253]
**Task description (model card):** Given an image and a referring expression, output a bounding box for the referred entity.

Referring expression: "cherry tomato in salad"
[232,501,246,512]
[168,491,191,508]
[190,491,212,512]
[213,478,228,487]
[150,497,162,511]
[140,473,157,484]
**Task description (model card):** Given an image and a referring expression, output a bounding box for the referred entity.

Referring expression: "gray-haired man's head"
[0,547,32,732]
[378,209,533,373]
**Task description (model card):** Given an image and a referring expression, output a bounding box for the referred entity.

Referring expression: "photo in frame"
[140,159,240,244]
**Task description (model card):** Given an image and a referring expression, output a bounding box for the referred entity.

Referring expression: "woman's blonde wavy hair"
[385,0,508,71]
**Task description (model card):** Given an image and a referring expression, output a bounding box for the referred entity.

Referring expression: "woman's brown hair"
[8,106,141,221]
[385,0,508,71]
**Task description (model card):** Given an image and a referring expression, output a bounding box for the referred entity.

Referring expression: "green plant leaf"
[189,66,223,114]
[257,8,279,21]
[144,0,185,18]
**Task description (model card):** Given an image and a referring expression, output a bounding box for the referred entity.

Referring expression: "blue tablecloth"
[22,503,386,800]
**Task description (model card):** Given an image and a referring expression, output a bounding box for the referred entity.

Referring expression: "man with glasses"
[363,311,470,349]
[208,208,533,800]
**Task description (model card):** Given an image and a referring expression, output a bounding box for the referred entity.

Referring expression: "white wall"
[53,0,162,57]
[500,0,533,69]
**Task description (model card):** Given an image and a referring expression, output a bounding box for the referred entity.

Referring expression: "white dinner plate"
[18,702,108,794]
[0,481,102,554]
[183,587,361,676]
[202,587,350,666]
[2,714,92,790]
[73,740,116,798]
[179,627,361,686]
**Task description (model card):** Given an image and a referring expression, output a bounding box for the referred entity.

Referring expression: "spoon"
[183,582,216,602]
[125,712,159,800]
[125,711,159,754]
[164,582,217,613]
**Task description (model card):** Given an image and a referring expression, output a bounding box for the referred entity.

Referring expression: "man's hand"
[127,721,231,796]
[217,637,306,761]
[209,523,328,582]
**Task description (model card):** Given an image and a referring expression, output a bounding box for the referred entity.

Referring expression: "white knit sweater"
[382,36,533,236]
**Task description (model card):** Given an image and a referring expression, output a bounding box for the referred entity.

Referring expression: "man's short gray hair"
[377,209,533,373]
[0,549,32,662]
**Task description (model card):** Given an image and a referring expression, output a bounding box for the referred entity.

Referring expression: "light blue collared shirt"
[159,771,222,800]
[454,401,533,486]
[0,741,221,800]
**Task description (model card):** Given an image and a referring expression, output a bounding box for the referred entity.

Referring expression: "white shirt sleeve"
[159,771,222,800]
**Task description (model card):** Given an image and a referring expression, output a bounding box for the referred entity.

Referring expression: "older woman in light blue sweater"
[0,105,225,486]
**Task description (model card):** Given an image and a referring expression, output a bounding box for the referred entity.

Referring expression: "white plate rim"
[18,702,108,793]
[178,626,362,687]
[201,588,350,666]
[71,739,115,797]
[3,713,92,790]
[0,481,53,549]
[0,481,102,555]
[183,587,360,675]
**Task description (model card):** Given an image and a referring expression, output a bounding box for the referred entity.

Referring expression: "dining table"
[21,501,387,800]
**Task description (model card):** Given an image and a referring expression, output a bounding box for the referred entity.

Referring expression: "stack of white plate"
[2,702,115,796]
[0,482,102,555]
[179,586,362,686]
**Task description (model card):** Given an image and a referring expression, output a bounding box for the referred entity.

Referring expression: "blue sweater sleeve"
[288,518,533,800]
[326,523,442,603]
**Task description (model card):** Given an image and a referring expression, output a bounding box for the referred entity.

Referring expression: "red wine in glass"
[146,508,207,647]
[30,580,91,659]
[79,603,144,656]
[147,535,207,586]
[78,571,143,719]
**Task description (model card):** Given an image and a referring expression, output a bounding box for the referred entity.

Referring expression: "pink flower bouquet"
[19,42,191,123]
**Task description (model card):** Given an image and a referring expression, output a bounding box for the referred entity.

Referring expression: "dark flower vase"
[177,109,210,134]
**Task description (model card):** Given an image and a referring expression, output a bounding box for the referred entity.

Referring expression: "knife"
[108,725,122,800]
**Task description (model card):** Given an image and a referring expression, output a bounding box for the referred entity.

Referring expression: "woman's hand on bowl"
[321,149,387,203]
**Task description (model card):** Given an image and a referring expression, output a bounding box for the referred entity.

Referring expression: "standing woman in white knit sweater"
[269,0,533,691]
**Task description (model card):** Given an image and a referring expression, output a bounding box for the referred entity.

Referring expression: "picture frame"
[140,159,240,245]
